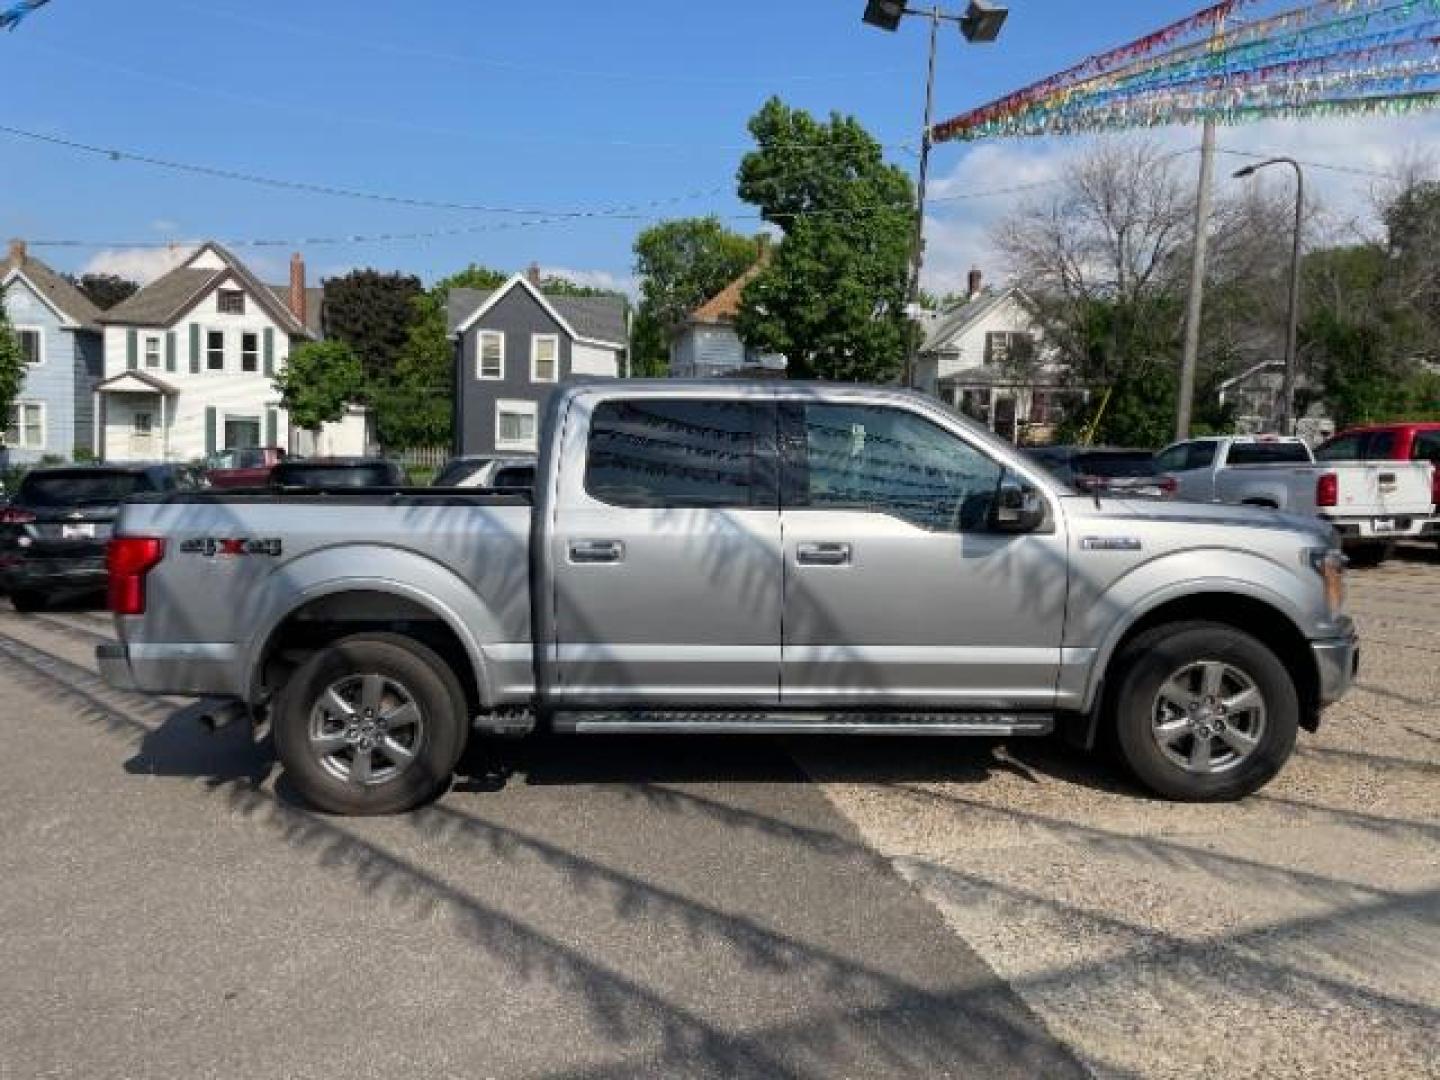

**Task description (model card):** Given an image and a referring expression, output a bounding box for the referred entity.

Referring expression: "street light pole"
[863,1,1009,388]
[1235,157,1305,435]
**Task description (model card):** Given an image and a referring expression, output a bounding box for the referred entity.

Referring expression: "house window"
[133,412,153,435]
[241,332,259,373]
[218,289,245,315]
[477,331,504,380]
[207,330,225,371]
[531,334,559,383]
[16,328,42,365]
[5,402,45,449]
[144,335,161,369]
[984,331,1035,367]
[958,388,992,424]
[495,399,538,452]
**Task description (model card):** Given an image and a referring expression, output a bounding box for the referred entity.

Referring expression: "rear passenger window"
[784,403,1002,532]
[1316,435,1362,462]
[1365,432,1396,459]
[585,399,767,509]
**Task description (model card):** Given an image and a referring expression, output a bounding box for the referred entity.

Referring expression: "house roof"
[447,277,628,347]
[97,369,179,394]
[1,250,102,330]
[266,285,325,338]
[101,243,312,337]
[688,260,767,326]
[920,288,1026,354]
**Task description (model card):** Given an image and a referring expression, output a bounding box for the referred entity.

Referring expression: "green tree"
[273,340,365,433]
[538,274,627,300]
[734,98,914,382]
[632,217,760,377]
[321,269,424,389]
[63,272,139,311]
[378,264,509,449]
[0,303,26,445]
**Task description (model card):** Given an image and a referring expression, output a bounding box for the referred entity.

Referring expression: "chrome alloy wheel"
[308,673,425,786]
[1151,660,1267,775]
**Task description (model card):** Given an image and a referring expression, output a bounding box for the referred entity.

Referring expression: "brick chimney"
[967,266,983,300]
[288,252,307,327]
[526,261,542,287]
[7,238,26,265]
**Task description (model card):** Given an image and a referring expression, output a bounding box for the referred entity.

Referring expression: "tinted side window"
[1315,434,1362,462]
[1154,444,1193,472]
[1185,443,1218,469]
[785,403,1002,532]
[585,399,767,509]
[1412,432,1440,465]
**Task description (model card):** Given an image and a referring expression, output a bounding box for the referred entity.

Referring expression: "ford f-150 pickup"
[97,382,1359,814]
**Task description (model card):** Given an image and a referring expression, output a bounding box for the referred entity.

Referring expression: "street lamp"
[863,1,1010,387]
[1234,157,1305,435]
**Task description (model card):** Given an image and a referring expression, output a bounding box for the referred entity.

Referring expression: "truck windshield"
[17,470,152,507]
[1227,443,1311,466]
[1072,452,1157,478]
[273,464,399,488]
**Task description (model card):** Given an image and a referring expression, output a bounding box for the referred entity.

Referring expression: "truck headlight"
[1307,548,1347,620]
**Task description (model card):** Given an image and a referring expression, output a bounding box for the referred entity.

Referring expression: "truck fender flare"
[242,548,509,708]
[1078,566,1309,715]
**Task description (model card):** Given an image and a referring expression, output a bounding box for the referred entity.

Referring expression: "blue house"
[2,239,104,464]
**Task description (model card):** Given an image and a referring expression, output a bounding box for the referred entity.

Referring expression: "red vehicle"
[204,447,287,489]
[1315,423,1440,541]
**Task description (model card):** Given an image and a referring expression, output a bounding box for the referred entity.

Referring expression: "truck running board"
[547,711,1055,737]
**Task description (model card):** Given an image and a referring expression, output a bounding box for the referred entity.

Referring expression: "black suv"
[0,464,200,611]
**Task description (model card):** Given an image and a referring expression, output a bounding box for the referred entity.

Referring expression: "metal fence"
[384,446,450,468]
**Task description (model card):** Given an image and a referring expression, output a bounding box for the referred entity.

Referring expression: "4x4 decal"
[180,537,283,557]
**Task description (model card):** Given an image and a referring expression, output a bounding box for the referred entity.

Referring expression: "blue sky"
[3,0,1438,294]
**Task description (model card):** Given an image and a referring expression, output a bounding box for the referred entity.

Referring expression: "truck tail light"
[0,507,36,525]
[1157,475,1179,498]
[107,537,165,616]
[1316,472,1339,509]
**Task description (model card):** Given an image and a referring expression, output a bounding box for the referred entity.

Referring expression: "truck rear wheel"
[274,633,468,815]
[1110,621,1298,802]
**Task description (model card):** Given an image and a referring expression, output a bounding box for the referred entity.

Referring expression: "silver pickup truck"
[99,382,1359,814]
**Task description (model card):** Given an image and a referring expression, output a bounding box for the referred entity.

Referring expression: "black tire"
[1109,621,1298,802]
[10,590,48,613]
[274,632,469,815]
[1345,542,1393,568]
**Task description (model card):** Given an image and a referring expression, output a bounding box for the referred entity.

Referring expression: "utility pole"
[1176,9,1226,441]
[903,7,942,388]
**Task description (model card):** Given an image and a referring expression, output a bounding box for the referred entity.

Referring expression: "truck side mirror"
[991,475,1046,533]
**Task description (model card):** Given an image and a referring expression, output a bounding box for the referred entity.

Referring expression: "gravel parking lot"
[0,549,1436,1079]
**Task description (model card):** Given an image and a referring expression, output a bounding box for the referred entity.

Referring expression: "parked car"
[206,447,287,488]
[1026,446,1177,499]
[433,455,536,491]
[0,464,200,611]
[99,382,1358,815]
[269,458,408,489]
[1316,423,1440,545]
[1156,435,1436,565]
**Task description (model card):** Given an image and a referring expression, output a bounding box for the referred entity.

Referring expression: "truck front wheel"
[274,633,469,815]
[1110,622,1298,802]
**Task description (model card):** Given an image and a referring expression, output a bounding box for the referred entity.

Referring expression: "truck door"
[777,398,1067,709]
[550,393,782,705]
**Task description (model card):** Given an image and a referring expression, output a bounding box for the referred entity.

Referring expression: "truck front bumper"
[1312,632,1360,706]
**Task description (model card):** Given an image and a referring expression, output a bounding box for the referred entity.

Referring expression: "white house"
[668,257,786,378]
[914,277,1071,444]
[96,243,343,462]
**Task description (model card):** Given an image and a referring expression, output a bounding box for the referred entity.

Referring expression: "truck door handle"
[568,539,624,564]
[796,542,852,566]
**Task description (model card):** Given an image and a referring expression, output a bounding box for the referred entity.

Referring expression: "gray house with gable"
[447,269,627,456]
[1,239,105,465]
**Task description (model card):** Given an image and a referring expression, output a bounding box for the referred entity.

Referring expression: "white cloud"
[920,112,1440,296]
[540,264,638,298]
[80,245,192,284]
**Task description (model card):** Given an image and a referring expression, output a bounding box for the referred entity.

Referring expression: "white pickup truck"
[1157,435,1436,565]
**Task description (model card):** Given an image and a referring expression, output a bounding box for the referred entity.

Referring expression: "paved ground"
[0,607,1082,1079]
[1,550,1436,1078]
[799,545,1440,1080]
